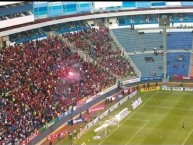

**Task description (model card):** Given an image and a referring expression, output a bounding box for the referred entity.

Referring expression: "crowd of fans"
[63,27,135,78]
[0,34,116,144]
[9,21,89,43]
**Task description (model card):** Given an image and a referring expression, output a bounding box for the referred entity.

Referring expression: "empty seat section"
[139,32,163,51]
[167,52,190,76]
[166,32,193,50]
[112,28,140,52]
[130,53,164,77]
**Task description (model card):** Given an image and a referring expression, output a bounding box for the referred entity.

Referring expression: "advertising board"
[162,86,193,92]
[22,130,39,145]
[141,86,160,92]
[140,76,162,82]
[172,75,193,81]
[48,130,68,140]
[88,104,105,113]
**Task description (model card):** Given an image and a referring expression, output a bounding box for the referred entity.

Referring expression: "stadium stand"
[9,21,90,43]
[62,27,136,78]
[182,13,193,22]
[170,13,193,23]
[2,2,193,145]
[9,28,46,43]
[117,14,158,26]
[112,28,163,52]
[133,15,146,24]
[0,35,116,145]
[111,28,140,52]
[138,32,164,51]
[166,32,193,50]
[167,52,191,76]
[130,53,164,77]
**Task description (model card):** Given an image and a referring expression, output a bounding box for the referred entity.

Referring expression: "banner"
[77,98,86,107]
[161,85,170,90]
[48,130,68,140]
[77,91,137,139]
[141,86,160,92]
[184,88,193,91]
[40,118,58,133]
[73,118,84,124]
[89,104,105,113]
[131,97,142,109]
[58,111,69,121]
[111,91,121,101]
[162,86,193,92]
[162,86,183,91]
[22,130,39,145]
[115,108,130,121]
[122,78,140,85]
[140,76,162,81]
[172,75,193,81]
[76,84,117,108]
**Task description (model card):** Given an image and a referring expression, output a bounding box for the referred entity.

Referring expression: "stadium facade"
[1,1,193,145]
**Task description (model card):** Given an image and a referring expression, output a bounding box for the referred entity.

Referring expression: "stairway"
[189,35,193,76]
[190,53,193,76]
[136,31,143,52]
[109,29,142,78]
[162,28,167,78]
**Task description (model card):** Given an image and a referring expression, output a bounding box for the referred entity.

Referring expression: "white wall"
[166,29,193,32]
[166,2,182,6]
[170,22,193,27]
[0,2,24,6]
[0,15,34,29]
[94,2,122,9]
[110,23,160,30]
[134,24,160,29]
[138,29,163,33]
[2,7,193,36]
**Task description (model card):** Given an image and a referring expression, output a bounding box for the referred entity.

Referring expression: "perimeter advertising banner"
[172,75,193,81]
[140,76,162,82]
[162,86,193,91]
[48,130,68,140]
[40,118,58,133]
[22,130,39,145]
[77,91,137,139]
[141,86,160,92]
[88,104,105,113]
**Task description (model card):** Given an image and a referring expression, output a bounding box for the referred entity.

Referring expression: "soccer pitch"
[58,90,193,145]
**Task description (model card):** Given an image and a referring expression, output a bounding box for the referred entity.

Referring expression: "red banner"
[22,130,39,145]
[89,104,105,113]
[48,130,68,140]
[173,75,193,80]
[77,98,86,107]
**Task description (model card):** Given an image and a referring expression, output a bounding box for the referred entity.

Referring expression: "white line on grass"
[146,105,193,112]
[98,91,158,145]
[126,118,150,122]
[157,92,192,95]
[182,129,193,145]
[124,120,149,145]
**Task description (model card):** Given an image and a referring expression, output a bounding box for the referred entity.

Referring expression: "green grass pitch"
[58,90,193,145]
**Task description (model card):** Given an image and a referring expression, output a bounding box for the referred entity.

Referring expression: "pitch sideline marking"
[124,120,149,145]
[157,92,192,95]
[146,105,193,112]
[126,118,150,122]
[182,129,193,145]
[98,91,158,145]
